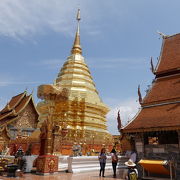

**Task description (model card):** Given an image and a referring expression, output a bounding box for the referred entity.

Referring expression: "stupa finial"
[71,9,82,55]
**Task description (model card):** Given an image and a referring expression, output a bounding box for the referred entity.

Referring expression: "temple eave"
[123,126,180,133]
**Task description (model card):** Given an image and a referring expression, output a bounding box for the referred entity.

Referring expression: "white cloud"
[0,0,101,39]
[0,0,149,39]
[0,74,14,87]
[0,0,73,38]
[106,97,140,135]
[0,73,41,87]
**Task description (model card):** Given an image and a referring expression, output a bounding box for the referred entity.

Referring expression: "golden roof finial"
[71,9,82,55]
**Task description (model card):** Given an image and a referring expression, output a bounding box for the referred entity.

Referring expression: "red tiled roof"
[0,92,38,125]
[14,95,31,113]
[123,103,180,133]
[0,116,18,126]
[1,92,26,113]
[0,111,13,121]
[123,33,180,133]
[143,74,180,105]
[156,34,180,75]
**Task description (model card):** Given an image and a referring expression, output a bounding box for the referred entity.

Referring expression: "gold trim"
[123,126,180,133]
[86,103,109,113]
[61,65,90,74]
[0,115,19,126]
[10,91,27,110]
[82,115,106,122]
[0,111,14,121]
[17,95,32,114]
[71,9,82,55]
[37,99,109,114]
[31,95,40,116]
[59,71,93,80]
[0,91,26,114]
[66,122,107,130]
[60,84,97,93]
[56,77,95,87]
[64,60,88,68]
[67,110,106,118]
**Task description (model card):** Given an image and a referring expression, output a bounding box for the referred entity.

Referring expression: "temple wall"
[9,139,40,155]
[37,98,113,155]
[120,138,132,153]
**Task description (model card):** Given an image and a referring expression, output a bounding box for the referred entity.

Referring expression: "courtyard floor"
[0,170,124,180]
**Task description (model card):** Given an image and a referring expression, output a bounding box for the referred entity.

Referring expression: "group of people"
[98,148,138,179]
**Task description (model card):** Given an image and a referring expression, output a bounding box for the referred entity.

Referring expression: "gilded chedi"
[37,9,113,155]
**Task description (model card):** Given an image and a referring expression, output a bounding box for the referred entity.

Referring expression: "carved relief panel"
[7,101,38,139]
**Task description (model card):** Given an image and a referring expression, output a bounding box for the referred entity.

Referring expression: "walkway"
[1,170,123,180]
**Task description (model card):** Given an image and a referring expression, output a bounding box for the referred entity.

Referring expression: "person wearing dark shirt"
[111,149,118,178]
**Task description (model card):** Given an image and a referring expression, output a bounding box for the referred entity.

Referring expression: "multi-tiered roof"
[123,33,180,133]
[0,91,39,127]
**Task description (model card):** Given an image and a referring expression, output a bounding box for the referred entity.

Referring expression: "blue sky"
[0,0,180,134]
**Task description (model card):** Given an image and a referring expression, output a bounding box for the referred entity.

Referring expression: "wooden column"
[177,130,180,151]
[140,133,145,158]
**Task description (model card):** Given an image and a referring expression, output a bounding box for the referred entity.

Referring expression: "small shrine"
[36,84,69,174]
[121,33,180,178]
[0,91,39,155]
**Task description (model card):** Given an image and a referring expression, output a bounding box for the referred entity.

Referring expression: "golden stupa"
[37,9,113,155]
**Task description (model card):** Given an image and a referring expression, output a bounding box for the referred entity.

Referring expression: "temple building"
[37,9,113,155]
[0,91,39,153]
[121,33,180,177]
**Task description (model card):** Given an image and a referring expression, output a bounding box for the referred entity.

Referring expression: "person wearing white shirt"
[130,151,137,163]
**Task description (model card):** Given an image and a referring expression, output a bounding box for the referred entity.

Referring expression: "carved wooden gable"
[7,99,38,139]
[15,100,38,129]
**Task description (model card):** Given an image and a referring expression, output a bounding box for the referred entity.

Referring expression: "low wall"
[58,155,128,173]
[58,156,69,171]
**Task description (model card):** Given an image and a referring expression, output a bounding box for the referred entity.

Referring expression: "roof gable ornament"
[150,57,155,74]
[138,85,142,104]
[157,31,169,39]
[12,109,17,116]
[71,9,82,55]
[6,103,10,111]
[117,110,122,132]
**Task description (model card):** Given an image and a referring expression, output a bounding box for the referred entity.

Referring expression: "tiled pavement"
[0,170,124,180]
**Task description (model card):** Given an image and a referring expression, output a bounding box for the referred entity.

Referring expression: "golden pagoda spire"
[71,9,82,55]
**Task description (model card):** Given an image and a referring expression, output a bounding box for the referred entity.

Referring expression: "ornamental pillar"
[177,130,180,151]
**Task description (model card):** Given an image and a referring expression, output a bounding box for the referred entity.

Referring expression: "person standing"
[130,150,137,163]
[125,150,137,163]
[123,150,137,179]
[98,148,107,177]
[111,149,118,178]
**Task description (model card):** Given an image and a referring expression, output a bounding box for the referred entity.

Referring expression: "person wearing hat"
[123,159,138,180]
